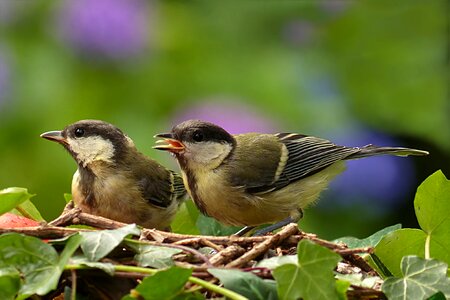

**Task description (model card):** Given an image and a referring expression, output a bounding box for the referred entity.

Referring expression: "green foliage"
[256,255,297,269]
[374,171,450,276]
[324,0,450,149]
[79,224,140,261]
[273,239,341,300]
[126,242,182,268]
[69,255,115,276]
[171,200,200,235]
[334,224,401,249]
[11,199,45,221]
[209,268,277,300]
[382,256,450,300]
[124,266,192,300]
[0,233,80,299]
[0,268,20,300]
[197,214,241,236]
[335,280,351,300]
[0,188,35,216]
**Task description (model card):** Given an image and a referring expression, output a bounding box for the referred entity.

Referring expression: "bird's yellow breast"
[184,162,346,226]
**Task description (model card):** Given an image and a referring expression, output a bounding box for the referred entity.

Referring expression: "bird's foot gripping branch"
[0,170,449,299]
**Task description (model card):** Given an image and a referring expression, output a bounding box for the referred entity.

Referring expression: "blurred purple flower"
[0,50,11,108]
[171,100,278,134]
[321,0,350,16]
[282,20,315,46]
[56,0,149,61]
[321,127,416,213]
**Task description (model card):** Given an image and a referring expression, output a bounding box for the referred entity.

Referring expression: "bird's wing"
[274,133,360,186]
[135,158,185,208]
[230,133,360,194]
[226,134,288,193]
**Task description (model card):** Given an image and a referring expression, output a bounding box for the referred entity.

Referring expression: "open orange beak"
[153,133,185,153]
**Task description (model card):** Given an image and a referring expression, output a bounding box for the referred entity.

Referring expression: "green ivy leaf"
[273,239,341,300]
[209,268,278,300]
[335,280,351,300]
[374,171,450,276]
[63,193,72,203]
[0,267,20,300]
[126,242,182,268]
[171,200,200,235]
[196,214,241,236]
[415,170,450,263]
[69,255,115,276]
[374,228,426,277]
[382,256,450,300]
[131,266,192,300]
[256,255,297,269]
[12,199,45,221]
[0,188,35,216]
[80,224,140,261]
[334,224,401,249]
[172,292,206,300]
[0,233,80,299]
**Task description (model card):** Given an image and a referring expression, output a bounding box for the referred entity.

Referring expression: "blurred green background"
[0,0,448,239]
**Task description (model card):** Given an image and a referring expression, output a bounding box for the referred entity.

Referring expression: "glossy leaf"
[0,233,80,299]
[132,266,192,300]
[69,255,115,276]
[12,199,45,221]
[374,229,426,277]
[80,224,140,261]
[382,256,450,300]
[197,214,240,236]
[209,268,277,300]
[334,224,401,249]
[273,239,341,300]
[374,171,450,276]
[171,200,200,235]
[335,280,351,300]
[0,188,34,216]
[0,267,20,300]
[256,255,297,269]
[414,170,450,263]
[128,243,182,268]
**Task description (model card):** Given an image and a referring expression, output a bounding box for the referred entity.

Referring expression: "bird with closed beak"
[154,119,429,235]
[41,120,186,230]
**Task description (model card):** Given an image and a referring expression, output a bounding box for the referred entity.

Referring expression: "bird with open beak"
[154,119,429,235]
[41,120,186,230]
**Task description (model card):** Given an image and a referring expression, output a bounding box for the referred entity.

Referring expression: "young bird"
[154,119,429,233]
[41,120,186,230]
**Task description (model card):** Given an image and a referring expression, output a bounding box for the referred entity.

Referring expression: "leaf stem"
[15,205,36,221]
[64,264,248,300]
[425,234,430,259]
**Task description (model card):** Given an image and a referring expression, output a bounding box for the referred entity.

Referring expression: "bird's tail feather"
[347,145,429,160]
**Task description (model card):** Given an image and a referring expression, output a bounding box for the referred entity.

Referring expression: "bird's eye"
[192,131,204,142]
[74,128,85,138]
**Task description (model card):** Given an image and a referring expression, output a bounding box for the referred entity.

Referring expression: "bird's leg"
[252,209,303,236]
[234,226,255,236]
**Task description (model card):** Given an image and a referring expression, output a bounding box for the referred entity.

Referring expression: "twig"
[0,226,86,238]
[343,254,375,273]
[347,285,387,300]
[49,206,81,227]
[125,238,213,268]
[226,223,299,268]
[70,269,77,300]
[209,245,246,267]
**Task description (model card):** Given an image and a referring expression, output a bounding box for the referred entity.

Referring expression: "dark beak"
[40,130,67,144]
[153,133,185,153]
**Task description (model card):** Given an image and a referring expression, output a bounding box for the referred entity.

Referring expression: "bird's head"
[41,120,134,168]
[154,119,235,170]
